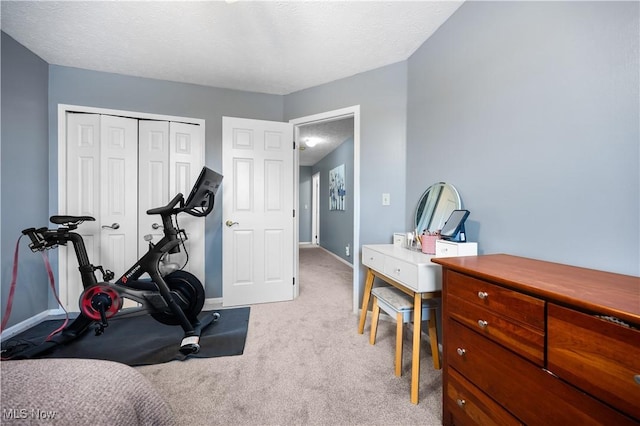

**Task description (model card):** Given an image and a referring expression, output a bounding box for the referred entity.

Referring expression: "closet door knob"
[151,223,163,230]
[101,223,120,230]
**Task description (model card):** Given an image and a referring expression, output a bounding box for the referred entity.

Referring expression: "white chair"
[369,286,440,376]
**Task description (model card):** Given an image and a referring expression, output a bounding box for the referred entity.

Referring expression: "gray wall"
[1,33,50,326]
[284,62,408,296]
[312,138,354,263]
[298,166,312,243]
[406,1,639,276]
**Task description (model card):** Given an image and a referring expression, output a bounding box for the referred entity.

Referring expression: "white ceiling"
[1,0,463,165]
[0,0,463,96]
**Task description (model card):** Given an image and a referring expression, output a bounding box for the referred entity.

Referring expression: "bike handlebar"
[146,193,184,216]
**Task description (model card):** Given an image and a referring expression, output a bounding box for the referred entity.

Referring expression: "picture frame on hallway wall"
[329,164,346,211]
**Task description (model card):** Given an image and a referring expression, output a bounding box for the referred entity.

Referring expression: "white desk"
[358,243,477,404]
[359,244,441,405]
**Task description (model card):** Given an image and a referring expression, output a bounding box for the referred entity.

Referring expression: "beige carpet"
[136,245,442,425]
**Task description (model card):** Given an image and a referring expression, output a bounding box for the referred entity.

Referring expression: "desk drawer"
[362,246,385,272]
[447,319,636,426]
[548,303,640,421]
[449,294,544,366]
[448,271,544,330]
[383,256,418,290]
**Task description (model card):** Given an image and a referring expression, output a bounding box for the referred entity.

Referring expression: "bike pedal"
[179,336,200,355]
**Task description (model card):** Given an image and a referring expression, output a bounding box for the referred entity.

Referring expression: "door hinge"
[293,209,295,218]
[293,277,295,286]
[293,140,296,150]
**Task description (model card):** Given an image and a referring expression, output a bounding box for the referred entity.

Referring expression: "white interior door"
[222,117,295,306]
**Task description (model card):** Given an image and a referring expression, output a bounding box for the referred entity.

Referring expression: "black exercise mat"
[1,308,250,366]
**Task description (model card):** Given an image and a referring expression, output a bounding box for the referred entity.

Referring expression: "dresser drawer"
[446,368,522,426]
[383,256,418,289]
[362,246,385,272]
[448,271,544,330]
[448,294,544,365]
[548,303,640,421]
[447,319,637,426]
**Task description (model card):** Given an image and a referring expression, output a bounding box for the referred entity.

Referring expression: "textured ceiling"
[1,0,463,166]
[298,117,354,167]
[0,0,463,96]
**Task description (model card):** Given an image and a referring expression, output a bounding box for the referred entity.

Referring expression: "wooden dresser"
[431,254,640,426]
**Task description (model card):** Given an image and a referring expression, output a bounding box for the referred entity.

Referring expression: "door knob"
[101,223,120,230]
[225,220,239,227]
[151,223,163,230]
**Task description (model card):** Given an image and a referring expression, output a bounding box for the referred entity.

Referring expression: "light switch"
[382,193,391,206]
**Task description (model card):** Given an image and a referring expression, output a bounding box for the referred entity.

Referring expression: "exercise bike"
[10,166,223,358]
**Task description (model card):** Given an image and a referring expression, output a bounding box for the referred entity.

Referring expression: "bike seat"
[50,215,95,226]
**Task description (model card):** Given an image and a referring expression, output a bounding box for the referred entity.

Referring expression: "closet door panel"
[99,115,138,281]
[65,113,101,307]
[138,121,170,256]
[169,122,204,284]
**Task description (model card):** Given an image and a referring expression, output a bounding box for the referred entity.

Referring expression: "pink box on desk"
[421,235,440,255]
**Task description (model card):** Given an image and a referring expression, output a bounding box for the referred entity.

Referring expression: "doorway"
[311,172,320,245]
[291,105,361,313]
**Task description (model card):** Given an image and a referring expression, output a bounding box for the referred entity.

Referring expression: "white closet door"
[65,113,101,308]
[64,113,138,309]
[169,122,205,283]
[99,115,139,283]
[61,109,204,311]
[138,120,170,256]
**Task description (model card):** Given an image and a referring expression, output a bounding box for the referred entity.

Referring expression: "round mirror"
[414,183,462,234]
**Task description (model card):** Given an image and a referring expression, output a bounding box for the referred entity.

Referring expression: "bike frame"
[9,166,222,359]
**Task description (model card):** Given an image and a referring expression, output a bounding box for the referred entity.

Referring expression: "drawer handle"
[477,291,488,300]
[477,319,488,329]
[635,375,640,385]
[456,348,466,356]
[456,399,466,408]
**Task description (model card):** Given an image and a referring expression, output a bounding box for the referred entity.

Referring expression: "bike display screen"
[184,167,223,211]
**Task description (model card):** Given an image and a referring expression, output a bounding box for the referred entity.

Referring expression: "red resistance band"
[1,235,69,341]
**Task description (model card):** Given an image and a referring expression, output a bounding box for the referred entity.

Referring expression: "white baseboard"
[0,308,66,342]
[203,297,223,310]
[318,246,353,268]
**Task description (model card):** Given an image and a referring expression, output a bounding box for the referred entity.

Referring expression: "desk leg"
[358,269,375,334]
[411,293,422,404]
